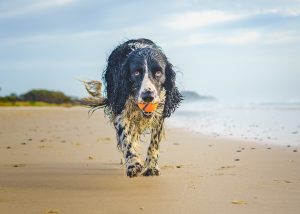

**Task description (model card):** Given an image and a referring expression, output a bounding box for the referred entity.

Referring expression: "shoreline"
[168,104,300,147]
[0,107,299,214]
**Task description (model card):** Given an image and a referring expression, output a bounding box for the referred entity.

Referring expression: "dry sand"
[0,107,299,214]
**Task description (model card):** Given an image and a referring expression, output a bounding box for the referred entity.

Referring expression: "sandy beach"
[0,107,299,214]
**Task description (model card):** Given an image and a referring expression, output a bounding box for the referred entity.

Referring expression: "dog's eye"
[155,71,162,77]
[134,70,140,76]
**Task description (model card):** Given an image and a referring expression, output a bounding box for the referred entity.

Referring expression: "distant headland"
[181,90,217,102]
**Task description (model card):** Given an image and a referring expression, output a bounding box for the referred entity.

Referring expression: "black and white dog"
[85,38,182,177]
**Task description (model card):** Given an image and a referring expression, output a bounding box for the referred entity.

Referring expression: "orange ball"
[137,102,158,112]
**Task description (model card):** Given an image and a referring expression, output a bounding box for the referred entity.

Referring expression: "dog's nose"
[141,91,154,103]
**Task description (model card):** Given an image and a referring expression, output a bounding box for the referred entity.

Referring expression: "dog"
[84,38,182,177]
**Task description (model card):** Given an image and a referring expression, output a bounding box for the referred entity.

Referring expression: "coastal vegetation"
[0,89,79,107]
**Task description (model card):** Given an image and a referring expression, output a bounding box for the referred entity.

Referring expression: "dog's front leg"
[114,118,143,177]
[143,123,163,176]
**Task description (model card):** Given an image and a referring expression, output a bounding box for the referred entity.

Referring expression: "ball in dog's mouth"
[137,102,158,116]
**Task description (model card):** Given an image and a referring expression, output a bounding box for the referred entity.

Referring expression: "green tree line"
[0,89,78,104]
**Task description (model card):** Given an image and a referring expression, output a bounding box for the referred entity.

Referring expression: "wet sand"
[0,107,299,214]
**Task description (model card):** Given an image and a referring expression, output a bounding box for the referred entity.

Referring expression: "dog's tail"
[80,80,109,115]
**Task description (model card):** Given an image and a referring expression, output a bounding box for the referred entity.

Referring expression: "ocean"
[167,100,300,146]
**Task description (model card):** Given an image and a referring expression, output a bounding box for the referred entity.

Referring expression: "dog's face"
[126,48,167,115]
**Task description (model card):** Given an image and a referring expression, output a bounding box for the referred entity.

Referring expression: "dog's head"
[104,40,182,118]
[122,47,182,118]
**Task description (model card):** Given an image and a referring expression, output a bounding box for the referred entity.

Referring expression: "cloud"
[166,10,244,30]
[253,8,300,17]
[0,0,77,19]
[0,30,105,45]
[169,30,260,46]
[165,8,300,30]
[161,7,300,47]
[167,29,300,47]
[0,25,153,45]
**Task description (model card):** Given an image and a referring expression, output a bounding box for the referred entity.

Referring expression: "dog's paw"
[142,166,160,176]
[126,161,143,177]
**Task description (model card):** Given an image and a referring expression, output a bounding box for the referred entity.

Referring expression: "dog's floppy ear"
[163,62,183,118]
[104,61,131,116]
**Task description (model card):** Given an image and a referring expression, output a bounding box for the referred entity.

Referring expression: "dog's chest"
[122,108,160,135]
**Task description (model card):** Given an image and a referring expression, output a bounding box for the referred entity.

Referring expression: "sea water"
[167,101,300,146]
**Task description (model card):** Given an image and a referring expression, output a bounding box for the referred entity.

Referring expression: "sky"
[0,0,300,103]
